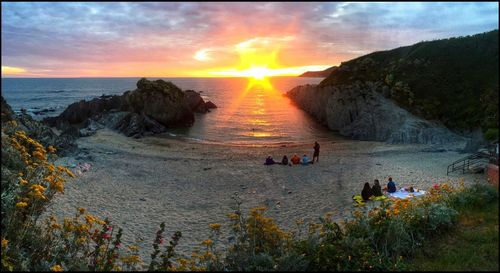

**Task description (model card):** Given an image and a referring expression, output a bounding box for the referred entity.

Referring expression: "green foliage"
[484,128,498,141]
[408,200,499,271]
[426,203,458,232]
[447,183,499,210]
[320,30,499,130]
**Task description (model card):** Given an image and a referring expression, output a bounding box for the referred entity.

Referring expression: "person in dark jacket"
[264,155,276,165]
[387,177,397,193]
[361,182,373,201]
[280,155,289,165]
[371,179,383,196]
[313,141,320,163]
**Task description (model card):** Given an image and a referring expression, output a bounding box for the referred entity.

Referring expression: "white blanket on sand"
[389,189,426,199]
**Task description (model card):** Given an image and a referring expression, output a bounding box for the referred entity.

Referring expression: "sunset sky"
[1,2,498,78]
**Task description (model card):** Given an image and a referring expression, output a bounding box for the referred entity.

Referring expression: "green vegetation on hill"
[320,30,499,135]
[299,66,337,78]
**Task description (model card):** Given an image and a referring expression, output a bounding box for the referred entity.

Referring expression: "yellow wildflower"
[201,239,213,247]
[76,237,87,244]
[47,145,57,153]
[227,213,239,220]
[77,224,89,233]
[32,150,47,161]
[52,181,64,193]
[47,164,56,172]
[18,172,24,177]
[16,202,28,208]
[31,184,46,192]
[128,245,140,252]
[50,264,63,272]
[78,208,86,214]
[1,238,8,249]
[44,175,55,183]
[19,178,28,185]
[85,215,96,225]
[63,219,74,232]
[64,168,76,178]
[203,251,215,260]
[208,223,221,230]
[121,255,141,264]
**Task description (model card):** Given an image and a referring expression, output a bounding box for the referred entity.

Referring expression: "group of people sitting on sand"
[361,177,417,201]
[264,154,313,166]
[361,177,420,201]
[264,141,320,166]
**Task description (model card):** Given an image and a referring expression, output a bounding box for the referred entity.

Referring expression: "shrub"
[447,183,499,210]
[2,124,497,271]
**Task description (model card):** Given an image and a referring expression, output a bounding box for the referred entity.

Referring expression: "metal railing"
[447,151,490,175]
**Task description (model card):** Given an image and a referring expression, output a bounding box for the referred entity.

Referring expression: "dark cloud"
[1,2,498,76]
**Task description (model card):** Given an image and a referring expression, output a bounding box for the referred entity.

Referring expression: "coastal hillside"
[288,30,499,145]
[320,30,498,131]
[299,66,337,78]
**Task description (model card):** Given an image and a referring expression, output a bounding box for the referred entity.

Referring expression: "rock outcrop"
[2,96,77,156]
[1,96,14,122]
[45,95,127,126]
[287,83,467,146]
[126,78,194,126]
[184,90,218,113]
[44,78,215,138]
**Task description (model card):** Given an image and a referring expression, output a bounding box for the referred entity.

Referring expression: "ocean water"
[2,77,339,145]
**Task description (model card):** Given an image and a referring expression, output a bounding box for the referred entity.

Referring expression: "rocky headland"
[44,78,217,139]
[299,66,338,78]
[288,30,499,150]
[287,83,466,146]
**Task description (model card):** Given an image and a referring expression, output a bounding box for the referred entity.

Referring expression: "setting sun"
[242,66,270,80]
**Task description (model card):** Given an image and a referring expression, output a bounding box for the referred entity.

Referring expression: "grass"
[408,200,499,271]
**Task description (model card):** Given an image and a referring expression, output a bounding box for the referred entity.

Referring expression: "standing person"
[313,141,320,163]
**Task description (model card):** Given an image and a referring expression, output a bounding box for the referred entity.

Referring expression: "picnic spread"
[388,188,426,199]
[353,187,426,206]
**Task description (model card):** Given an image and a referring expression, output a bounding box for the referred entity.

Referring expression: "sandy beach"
[45,128,486,261]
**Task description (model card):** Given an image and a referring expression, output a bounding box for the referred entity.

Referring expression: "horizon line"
[1,75,314,79]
